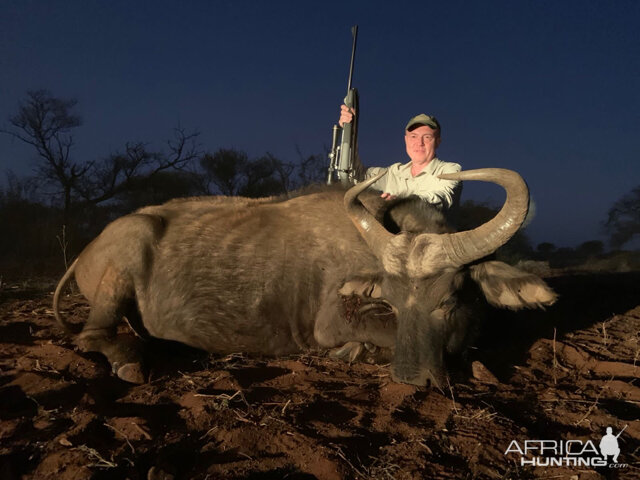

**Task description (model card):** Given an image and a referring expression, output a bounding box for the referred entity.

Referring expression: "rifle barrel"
[616,424,628,438]
[346,25,358,94]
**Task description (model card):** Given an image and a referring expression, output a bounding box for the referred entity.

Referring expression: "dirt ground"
[1,271,639,479]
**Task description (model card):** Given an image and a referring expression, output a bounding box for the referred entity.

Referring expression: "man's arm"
[418,179,462,210]
[415,163,462,210]
[337,104,368,182]
[365,166,390,196]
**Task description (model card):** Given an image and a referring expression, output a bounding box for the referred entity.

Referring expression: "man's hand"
[339,104,355,127]
[380,193,396,201]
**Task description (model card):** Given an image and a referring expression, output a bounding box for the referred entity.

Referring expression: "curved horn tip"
[437,168,525,185]
[343,170,388,208]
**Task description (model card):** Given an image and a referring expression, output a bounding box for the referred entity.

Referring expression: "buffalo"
[53,168,556,386]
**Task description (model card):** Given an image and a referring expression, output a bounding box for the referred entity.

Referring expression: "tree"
[295,146,327,187]
[112,170,201,215]
[199,148,293,198]
[549,247,579,268]
[577,240,604,258]
[199,148,248,196]
[536,242,556,259]
[76,128,200,205]
[1,89,83,222]
[606,186,640,248]
[2,90,200,222]
[0,173,64,276]
[241,153,292,197]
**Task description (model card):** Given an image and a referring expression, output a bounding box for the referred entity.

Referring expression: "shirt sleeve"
[365,166,388,192]
[416,162,462,210]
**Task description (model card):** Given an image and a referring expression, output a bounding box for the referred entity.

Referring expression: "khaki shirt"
[365,158,462,210]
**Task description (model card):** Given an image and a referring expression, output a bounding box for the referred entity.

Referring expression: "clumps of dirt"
[1,272,639,479]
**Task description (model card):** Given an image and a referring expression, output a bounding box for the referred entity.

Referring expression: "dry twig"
[447,377,460,415]
[199,426,219,440]
[573,379,611,426]
[552,327,558,385]
[131,422,152,440]
[331,444,366,478]
[77,445,117,468]
[104,423,135,454]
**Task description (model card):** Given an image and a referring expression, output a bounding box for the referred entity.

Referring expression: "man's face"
[404,125,440,166]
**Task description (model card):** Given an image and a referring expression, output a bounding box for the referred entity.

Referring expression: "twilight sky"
[1,0,639,248]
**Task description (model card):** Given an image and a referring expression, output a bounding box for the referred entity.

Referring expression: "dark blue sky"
[2,0,639,248]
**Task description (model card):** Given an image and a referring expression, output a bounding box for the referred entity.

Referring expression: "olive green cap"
[405,113,440,132]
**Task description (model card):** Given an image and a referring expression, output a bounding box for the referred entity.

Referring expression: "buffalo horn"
[343,172,394,259]
[432,168,529,268]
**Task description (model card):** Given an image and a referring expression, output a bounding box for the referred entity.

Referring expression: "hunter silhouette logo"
[505,424,629,469]
[599,425,627,464]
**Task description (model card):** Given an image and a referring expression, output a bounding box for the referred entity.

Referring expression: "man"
[339,105,462,211]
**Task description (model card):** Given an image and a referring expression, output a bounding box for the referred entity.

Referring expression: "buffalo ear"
[470,261,557,310]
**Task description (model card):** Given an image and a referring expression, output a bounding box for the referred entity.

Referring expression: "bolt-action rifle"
[327,25,359,185]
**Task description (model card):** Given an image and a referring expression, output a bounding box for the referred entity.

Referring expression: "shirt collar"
[399,157,440,178]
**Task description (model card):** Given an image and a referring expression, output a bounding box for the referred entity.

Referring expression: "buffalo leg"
[76,264,145,384]
[314,288,396,362]
[328,341,392,364]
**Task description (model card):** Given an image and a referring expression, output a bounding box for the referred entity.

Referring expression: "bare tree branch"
[2,90,202,215]
[1,90,83,220]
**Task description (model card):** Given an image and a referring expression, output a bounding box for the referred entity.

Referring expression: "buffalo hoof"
[391,366,445,389]
[364,345,394,364]
[329,341,364,363]
[114,362,146,384]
